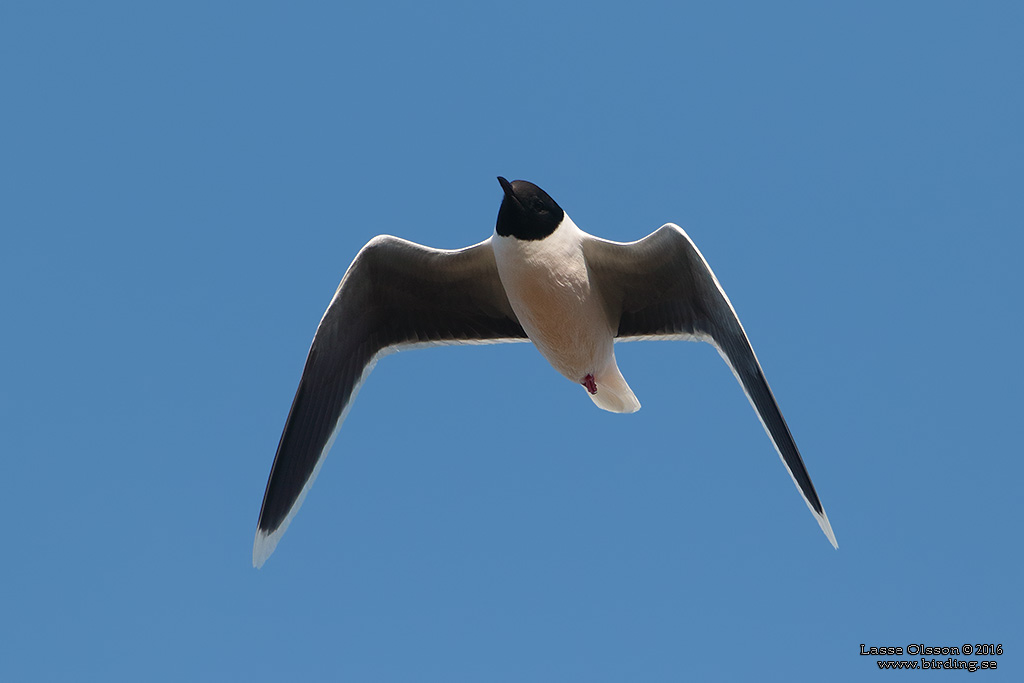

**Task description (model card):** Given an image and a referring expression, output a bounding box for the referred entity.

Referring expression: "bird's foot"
[581,374,598,395]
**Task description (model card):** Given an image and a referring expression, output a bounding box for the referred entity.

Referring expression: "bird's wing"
[254,236,527,567]
[582,224,836,547]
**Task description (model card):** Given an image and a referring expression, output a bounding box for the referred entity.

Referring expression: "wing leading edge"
[254,236,527,567]
[583,224,837,548]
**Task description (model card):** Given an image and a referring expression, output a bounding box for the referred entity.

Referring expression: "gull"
[253,177,837,567]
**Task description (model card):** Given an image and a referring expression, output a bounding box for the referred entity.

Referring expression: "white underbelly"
[515,283,612,379]
[492,228,613,381]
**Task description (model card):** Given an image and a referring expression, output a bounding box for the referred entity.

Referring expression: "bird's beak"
[497,176,516,200]
[497,176,524,212]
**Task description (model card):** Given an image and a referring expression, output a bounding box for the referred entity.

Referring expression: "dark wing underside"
[582,225,836,547]
[254,236,526,566]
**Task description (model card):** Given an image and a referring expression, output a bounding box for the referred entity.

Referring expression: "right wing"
[254,236,527,567]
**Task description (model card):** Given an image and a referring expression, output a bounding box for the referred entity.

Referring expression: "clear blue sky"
[3,2,1021,680]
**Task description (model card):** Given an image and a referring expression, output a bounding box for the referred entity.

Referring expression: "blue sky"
[2,2,1021,680]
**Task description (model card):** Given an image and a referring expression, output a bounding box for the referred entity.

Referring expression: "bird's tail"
[587,363,641,413]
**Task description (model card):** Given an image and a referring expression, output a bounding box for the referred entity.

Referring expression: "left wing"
[583,224,837,548]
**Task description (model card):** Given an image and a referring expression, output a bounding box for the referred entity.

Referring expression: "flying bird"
[253,177,837,567]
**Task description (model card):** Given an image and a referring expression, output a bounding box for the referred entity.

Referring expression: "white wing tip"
[814,505,839,549]
[253,526,286,569]
[252,518,294,565]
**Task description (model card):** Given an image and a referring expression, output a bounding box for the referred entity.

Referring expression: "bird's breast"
[492,225,614,380]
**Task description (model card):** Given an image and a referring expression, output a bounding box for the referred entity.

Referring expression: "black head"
[495,176,565,241]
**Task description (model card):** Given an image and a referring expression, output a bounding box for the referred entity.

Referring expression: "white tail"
[587,363,641,413]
